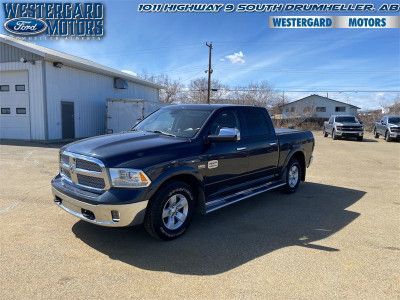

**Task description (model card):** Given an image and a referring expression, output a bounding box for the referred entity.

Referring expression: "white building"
[0,34,163,140]
[281,94,360,119]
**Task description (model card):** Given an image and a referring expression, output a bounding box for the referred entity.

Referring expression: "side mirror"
[208,128,240,143]
[359,121,363,125]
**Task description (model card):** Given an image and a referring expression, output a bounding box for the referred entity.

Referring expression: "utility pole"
[205,42,213,104]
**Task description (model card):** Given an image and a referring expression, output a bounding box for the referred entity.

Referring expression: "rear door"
[240,107,279,181]
[61,102,75,139]
[378,117,386,134]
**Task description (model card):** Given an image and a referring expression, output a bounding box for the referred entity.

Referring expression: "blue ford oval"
[4,18,47,35]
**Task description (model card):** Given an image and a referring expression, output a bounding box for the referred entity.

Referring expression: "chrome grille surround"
[59,151,110,192]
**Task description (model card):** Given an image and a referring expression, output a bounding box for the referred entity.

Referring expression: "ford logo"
[4,18,47,36]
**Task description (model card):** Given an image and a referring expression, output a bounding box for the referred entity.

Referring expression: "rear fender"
[280,147,306,181]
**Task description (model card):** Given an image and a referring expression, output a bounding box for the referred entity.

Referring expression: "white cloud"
[225,51,245,64]
[219,58,225,61]
[121,70,138,77]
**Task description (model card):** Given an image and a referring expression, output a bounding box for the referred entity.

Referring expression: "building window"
[286,107,295,112]
[303,106,312,113]
[335,106,346,112]
[15,85,25,91]
[16,108,26,114]
[0,85,10,92]
[1,108,11,114]
[316,107,326,112]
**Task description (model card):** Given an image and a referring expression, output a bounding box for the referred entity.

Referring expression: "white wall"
[282,95,358,119]
[0,61,46,140]
[45,61,159,140]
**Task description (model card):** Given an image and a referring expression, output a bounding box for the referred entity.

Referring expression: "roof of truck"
[161,104,262,110]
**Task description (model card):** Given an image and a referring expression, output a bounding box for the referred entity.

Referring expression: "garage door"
[0,70,30,139]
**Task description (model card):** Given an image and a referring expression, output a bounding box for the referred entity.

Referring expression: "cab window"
[210,110,240,135]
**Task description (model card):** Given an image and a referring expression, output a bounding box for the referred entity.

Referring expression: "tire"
[357,136,363,141]
[323,128,328,137]
[332,130,338,140]
[373,127,379,138]
[281,158,301,194]
[385,131,392,142]
[144,181,195,241]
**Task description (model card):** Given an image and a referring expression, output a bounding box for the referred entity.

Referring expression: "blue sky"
[1,0,399,109]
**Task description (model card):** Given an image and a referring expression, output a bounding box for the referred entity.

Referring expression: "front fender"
[144,166,204,201]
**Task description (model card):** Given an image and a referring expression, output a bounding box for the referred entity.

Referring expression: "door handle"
[237,147,247,151]
[269,142,277,146]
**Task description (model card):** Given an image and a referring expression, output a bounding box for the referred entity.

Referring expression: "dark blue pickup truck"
[52,105,314,240]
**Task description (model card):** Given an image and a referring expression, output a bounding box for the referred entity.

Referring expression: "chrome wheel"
[162,194,188,230]
[288,165,299,188]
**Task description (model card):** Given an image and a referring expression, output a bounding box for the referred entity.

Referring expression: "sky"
[1,0,399,110]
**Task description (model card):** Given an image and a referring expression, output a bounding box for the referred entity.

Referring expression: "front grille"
[77,174,106,189]
[76,158,102,172]
[59,152,108,191]
[391,127,400,132]
[61,154,69,165]
[341,126,362,131]
[61,168,71,179]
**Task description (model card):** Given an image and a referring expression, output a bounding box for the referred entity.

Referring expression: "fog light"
[111,210,120,222]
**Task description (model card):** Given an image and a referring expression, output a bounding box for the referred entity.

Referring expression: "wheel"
[144,181,195,240]
[332,130,338,140]
[323,128,328,137]
[385,131,392,142]
[281,158,301,194]
[373,127,379,138]
[357,136,363,141]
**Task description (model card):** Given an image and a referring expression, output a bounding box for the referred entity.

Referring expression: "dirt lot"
[1,132,399,299]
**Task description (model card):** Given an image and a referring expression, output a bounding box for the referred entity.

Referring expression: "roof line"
[0,34,164,90]
[280,94,361,109]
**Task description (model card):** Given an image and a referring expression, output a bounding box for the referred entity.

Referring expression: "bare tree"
[140,72,184,104]
[381,93,400,115]
[188,78,226,104]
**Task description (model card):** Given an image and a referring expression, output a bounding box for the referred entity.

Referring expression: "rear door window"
[242,108,270,137]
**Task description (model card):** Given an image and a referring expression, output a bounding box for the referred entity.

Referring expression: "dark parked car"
[52,105,314,240]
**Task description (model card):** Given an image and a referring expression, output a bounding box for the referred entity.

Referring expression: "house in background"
[281,94,360,119]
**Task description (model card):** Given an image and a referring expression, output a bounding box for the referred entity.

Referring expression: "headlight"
[109,168,151,188]
[336,126,343,130]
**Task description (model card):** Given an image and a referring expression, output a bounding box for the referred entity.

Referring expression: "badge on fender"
[208,160,218,169]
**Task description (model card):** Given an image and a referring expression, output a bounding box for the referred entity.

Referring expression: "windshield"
[335,116,358,123]
[133,107,212,138]
[388,117,400,124]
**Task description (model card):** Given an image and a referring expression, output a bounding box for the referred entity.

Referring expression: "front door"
[240,108,279,181]
[61,102,75,139]
[202,109,248,198]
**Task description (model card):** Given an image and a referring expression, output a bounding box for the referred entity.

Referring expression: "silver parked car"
[323,115,364,141]
[373,115,400,142]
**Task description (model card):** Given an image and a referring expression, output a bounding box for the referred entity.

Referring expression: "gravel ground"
[0,132,399,299]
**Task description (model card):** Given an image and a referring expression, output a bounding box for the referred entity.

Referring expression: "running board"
[205,180,286,213]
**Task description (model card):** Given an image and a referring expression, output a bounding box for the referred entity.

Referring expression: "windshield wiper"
[146,130,176,137]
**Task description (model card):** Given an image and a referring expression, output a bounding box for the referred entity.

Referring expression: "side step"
[205,180,286,213]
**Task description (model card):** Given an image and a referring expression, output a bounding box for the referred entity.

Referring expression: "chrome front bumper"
[52,187,148,227]
[389,131,400,137]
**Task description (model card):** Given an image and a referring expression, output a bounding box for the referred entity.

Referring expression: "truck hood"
[62,131,191,167]
[335,122,362,127]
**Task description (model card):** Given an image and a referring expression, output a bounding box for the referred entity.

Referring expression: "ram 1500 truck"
[373,115,400,142]
[52,105,314,240]
[323,115,364,141]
